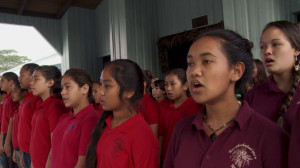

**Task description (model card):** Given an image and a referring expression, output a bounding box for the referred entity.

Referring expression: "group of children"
[0,19,299,168]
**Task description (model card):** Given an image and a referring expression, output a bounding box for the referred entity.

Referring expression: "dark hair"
[262,21,300,126]
[22,63,39,75]
[13,80,26,93]
[86,59,144,167]
[0,89,6,95]
[194,29,254,96]
[63,68,94,103]
[154,79,165,91]
[166,68,190,96]
[143,70,153,94]
[254,59,267,84]
[35,65,62,98]
[2,72,19,84]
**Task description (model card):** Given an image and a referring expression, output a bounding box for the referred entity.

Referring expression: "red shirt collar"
[68,104,95,119]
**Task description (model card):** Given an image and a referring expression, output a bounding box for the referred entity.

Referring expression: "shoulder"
[250,112,288,139]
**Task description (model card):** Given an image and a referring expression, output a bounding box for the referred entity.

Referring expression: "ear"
[47,79,54,88]
[230,62,245,82]
[81,84,89,95]
[295,50,300,57]
[8,80,14,86]
[123,90,135,100]
[183,82,189,91]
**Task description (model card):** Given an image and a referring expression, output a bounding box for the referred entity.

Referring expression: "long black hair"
[86,59,144,168]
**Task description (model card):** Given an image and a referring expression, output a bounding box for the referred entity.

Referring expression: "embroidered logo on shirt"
[66,124,76,134]
[112,138,125,160]
[229,143,257,168]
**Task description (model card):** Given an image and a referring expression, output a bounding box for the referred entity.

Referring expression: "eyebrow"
[102,79,112,83]
[187,52,216,58]
[260,38,281,43]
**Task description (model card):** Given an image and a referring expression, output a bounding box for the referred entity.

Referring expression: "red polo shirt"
[96,113,159,168]
[18,92,41,152]
[245,75,300,133]
[1,92,19,133]
[164,102,289,168]
[30,95,67,168]
[12,108,20,148]
[158,98,169,111]
[159,96,201,161]
[138,93,159,124]
[289,110,300,168]
[51,104,99,168]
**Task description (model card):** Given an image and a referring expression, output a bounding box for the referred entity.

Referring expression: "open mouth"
[265,58,274,64]
[191,80,203,88]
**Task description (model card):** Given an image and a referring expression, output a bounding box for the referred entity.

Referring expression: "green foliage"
[0,49,30,72]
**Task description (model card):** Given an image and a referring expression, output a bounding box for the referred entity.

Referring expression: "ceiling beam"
[56,0,73,19]
[18,0,28,14]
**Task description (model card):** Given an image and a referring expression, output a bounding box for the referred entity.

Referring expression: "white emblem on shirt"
[229,143,257,168]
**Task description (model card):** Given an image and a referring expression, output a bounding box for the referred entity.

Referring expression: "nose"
[187,65,202,79]
[61,88,66,95]
[263,45,272,56]
[98,85,105,95]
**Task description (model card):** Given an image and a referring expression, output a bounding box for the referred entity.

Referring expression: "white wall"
[223,0,296,59]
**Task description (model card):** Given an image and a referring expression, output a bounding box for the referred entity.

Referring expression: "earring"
[295,56,299,71]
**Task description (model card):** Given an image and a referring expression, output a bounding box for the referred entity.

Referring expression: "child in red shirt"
[92,80,104,116]
[0,72,19,168]
[29,66,67,168]
[18,63,40,168]
[152,80,167,106]
[11,81,26,167]
[47,68,99,168]
[86,59,159,168]
[159,69,201,163]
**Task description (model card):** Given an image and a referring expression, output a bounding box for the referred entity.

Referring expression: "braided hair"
[262,21,300,129]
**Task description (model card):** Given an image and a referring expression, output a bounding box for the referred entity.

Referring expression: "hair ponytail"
[278,55,300,130]
[86,111,112,168]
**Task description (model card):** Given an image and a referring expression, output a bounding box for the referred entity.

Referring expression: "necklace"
[203,114,234,142]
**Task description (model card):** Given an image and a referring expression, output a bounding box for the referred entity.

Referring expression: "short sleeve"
[132,128,159,168]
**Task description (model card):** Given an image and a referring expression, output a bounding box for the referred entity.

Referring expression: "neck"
[41,92,51,101]
[173,94,188,108]
[273,72,294,93]
[111,107,136,128]
[205,91,240,134]
[156,95,165,102]
[73,99,90,115]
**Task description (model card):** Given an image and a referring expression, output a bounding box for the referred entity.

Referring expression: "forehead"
[261,27,288,41]
[188,36,223,57]
[165,73,180,82]
[61,75,75,84]
[33,70,43,76]
[100,67,115,80]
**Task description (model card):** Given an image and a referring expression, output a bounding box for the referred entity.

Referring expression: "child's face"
[19,67,33,90]
[99,68,122,111]
[92,83,101,104]
[260,27,300,75]
[152,86,165,99]
[30,70,51,98]
[186,36,235,104]
[12,85,23,102]
[0,76,11,92]
[165,74,187,101]
[61,75,88,108]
